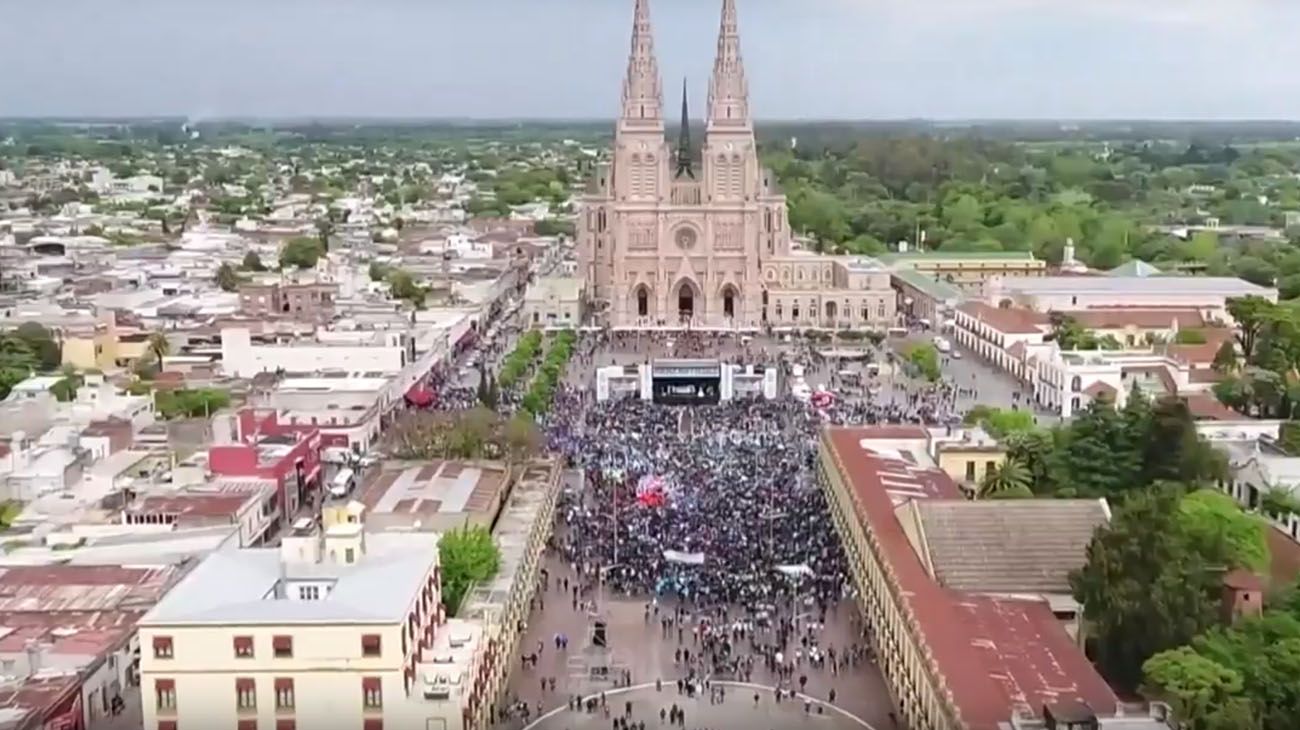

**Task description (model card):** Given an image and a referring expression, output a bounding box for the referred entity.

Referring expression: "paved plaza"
[522,681,876,730]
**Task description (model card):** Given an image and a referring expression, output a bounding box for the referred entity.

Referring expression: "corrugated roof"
[915,500,1109,594]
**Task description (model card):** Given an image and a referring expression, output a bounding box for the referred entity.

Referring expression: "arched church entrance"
[674,279,701,323]
[721,285,738,320]
[634,285,651,318]
[825,300,837,322]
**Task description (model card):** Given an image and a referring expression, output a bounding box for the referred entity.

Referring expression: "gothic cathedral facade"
[579,0,896,332]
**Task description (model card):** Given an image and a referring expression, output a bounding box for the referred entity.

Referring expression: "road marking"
[519,680,878,730]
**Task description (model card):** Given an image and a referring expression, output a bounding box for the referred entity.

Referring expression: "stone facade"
[579,0,895,331]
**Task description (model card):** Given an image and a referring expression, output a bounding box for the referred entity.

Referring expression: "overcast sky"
[1,0,1297,120]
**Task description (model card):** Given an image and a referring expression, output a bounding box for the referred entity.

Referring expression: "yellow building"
[882,251,1045,297]
[933,431,1007,491]
[138,519,464,730]
[60,316,152,371]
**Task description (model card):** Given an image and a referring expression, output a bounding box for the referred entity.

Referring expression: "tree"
[147,332,171,371]
[1175,489,1270,574]
[241,251,266,272]
[279,236,324,269]
[1213,340,1239,374]
[1142,648,1257,730]
[368,261,390,282]
[503,412,542,464]
[439,525,501,616]
[215,262,240,292]
[13,322,61,371]
[387,269,426,308]
[1070,484,1232,692]
[904,342,942,382]
[1227,296,1275,363]
[1052,398,1141,499]
[977,459,1031,499]
[1005,429,1056,494]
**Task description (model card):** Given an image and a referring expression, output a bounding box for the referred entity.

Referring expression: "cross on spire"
[707,0,750,128]
[620,0,663,123]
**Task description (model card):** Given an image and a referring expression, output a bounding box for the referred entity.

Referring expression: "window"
[275,678,295,710]
[152,636,174,660]
[155,679,176,711]
[965,461,976,482]
[361,635,382,658]
[364,720,383,730]
[362,677,383,709]
[985,461,996,477]
[298,585,320,601]
[158,723,177,730]
[272,635,293,658]
[276,721,296,730]
[345,548,355,564]
[236,678,256,711]
[238,721,257,730]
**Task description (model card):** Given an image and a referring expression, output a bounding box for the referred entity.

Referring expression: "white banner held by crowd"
[663,550,706,565]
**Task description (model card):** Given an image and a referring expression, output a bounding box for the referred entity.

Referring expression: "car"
[952,350,963,359]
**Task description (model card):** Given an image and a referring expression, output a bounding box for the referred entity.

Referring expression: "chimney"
[323,522,365,565]
[279,520,322,567]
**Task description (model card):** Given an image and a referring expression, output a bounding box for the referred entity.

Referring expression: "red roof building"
[819,426,1131,729]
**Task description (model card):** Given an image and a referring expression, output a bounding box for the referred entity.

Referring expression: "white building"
[138,518,471,730]
[987,275,1276,324]
[522,277,584,329]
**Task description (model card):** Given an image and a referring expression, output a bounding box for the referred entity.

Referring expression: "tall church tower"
[703,0,755,204]
[613,0,669,203]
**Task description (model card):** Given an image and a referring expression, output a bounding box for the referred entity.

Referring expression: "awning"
[405,385,435,407]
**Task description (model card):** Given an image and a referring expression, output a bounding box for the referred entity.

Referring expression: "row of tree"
[520,331,576,416]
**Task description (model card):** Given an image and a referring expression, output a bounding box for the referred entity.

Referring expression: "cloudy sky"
[0,0,1295,120]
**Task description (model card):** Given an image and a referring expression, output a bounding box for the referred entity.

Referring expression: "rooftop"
[0,565,179,614]
[1001,275,1272,296]
[909,499,1110,595]
[823,427,1120,729]
[881,251,1040,262]
[891,267,966,302]
[957,301,1051,335]
[141,530,439,626]
[356,461,508,528]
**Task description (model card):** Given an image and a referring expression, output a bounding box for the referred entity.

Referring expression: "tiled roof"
[824,428,1120,729]
[1066,308,1204,329]
[958,302,1051,335]
[1084,381,1117,398]
[914,500,1110,594]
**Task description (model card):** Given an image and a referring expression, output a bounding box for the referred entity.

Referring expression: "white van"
[328,468,355,499]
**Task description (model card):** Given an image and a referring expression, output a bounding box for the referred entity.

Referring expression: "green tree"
[1175,489,1270,574]
[1212,340,1239,374]
[904,342,941,382]
[1142,648,1257,730]
[368,261,390,282]
[1069,484,1232,692]
[241,250,266,272]
[1005,429,1056,494]
[215,262,240,292]
[977,459,1031,499]
[279,236,324,269]
[1052,398,1140,499]
[13,322,61,371]
[439,525,502,616]
[387,269,426,308]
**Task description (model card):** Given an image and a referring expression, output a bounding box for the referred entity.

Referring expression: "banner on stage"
[663,550,706,565]
[775,564,813,577]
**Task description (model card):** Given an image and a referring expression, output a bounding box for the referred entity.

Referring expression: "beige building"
[138,516,467,730]
[880,251,1046,296]
[522,276,584,329]
[578,0,894,331]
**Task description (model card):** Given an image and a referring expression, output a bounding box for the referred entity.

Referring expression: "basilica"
[578,0,896,331]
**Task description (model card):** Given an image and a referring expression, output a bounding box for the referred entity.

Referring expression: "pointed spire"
[620,0,664,124]
[675,78,695,179]
[707,0,750,128]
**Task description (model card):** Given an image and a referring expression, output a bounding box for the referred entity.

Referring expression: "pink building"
[208,409,323,526]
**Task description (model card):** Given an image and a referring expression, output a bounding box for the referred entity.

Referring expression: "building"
[251,375,392,453]
[987,274,1276,323]
[0,564,181,730]
[238,281,339,321]
[522,276,584,329]
[817,426,1166,730]
[577,0,895,331]
[890,267,966,326]
[881,250,1046,296]
[353,461,510,533]
[137,519,461,730]
[931,427,1007,490]
[208,411,324,530]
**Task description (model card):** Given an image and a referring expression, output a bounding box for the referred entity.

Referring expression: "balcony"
[670,182,702,206]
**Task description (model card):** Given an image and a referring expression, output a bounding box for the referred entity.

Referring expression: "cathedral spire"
[707,0,750,128]
[675,78,695,179]
[620,0,664,124]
